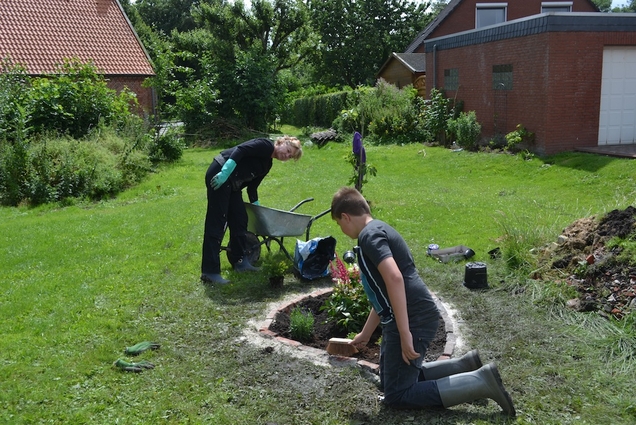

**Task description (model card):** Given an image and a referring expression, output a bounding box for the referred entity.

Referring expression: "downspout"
[433,44,438,90]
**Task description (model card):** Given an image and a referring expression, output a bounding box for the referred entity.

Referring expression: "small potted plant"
[261,252,291,288]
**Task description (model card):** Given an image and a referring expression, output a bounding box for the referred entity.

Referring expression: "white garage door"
[598,46,636,146]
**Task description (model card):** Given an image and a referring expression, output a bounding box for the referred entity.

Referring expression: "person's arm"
[351,308,380,347]
[378,257,419,365]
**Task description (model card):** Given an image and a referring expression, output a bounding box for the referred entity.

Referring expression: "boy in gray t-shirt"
[330,187,515,415]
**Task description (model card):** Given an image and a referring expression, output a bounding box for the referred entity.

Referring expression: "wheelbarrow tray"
[245,203,313,237]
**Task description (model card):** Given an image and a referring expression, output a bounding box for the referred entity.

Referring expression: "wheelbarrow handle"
[289,197,314,212]
[305,208,332,241]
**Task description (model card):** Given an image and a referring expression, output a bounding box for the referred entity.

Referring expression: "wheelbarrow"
[223,198,331,265]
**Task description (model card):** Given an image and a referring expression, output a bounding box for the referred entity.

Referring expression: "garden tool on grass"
[124,341,160,356]
[113,358,155,373]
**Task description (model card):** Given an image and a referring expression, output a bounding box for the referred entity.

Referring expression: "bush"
[447,111,482,150]
[331,80,419,144]
[420,88,452,145]
[29,58,139,139]
[149,127,185,163]
[0,126,154,206]
[505,124,535,152]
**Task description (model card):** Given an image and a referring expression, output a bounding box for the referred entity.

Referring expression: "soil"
[534,206,636,319]
[268,292,447,364]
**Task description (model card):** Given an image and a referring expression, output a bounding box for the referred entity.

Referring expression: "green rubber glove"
[252,200,260,206]
[124,341,160,356]
[113,358,155,373]
[211,158,237,190]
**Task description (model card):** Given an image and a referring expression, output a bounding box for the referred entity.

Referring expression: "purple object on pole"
[353,131,362,155]
[360,146,366,164]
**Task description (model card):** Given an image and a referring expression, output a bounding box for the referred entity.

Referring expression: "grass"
[2,132,636,424]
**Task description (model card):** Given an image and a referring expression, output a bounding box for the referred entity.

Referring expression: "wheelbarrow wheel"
[226,231,261,266]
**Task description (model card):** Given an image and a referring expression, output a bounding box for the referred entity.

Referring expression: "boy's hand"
[351,333,370,347]
[401,331,420,364]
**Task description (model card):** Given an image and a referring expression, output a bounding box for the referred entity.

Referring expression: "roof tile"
[0,0,154,76]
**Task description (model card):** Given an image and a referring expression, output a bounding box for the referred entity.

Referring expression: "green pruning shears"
[124,341,161,356]
[113,358,155,373]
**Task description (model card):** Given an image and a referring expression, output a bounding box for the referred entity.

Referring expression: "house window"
[444,68,459,91]
[541,2,572,12]
[493,64,513,90]
[476,3,507,28]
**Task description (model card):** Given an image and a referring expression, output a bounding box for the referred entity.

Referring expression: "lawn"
[1,138,636,424]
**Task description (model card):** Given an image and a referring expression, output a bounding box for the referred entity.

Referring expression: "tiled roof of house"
[0,0,154,76]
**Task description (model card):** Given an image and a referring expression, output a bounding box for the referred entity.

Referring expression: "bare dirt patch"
[536,206,636,319]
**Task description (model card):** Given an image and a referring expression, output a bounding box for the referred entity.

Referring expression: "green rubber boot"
[436,363,516,416]
[421,349,483,380]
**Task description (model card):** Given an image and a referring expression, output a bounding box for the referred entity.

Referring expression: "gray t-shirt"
[356,219,439,325]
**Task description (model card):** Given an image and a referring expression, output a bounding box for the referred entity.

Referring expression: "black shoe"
[200,273,230,284]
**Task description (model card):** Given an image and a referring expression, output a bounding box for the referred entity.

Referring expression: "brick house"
[386,0,636,155]
[0,0,156,117]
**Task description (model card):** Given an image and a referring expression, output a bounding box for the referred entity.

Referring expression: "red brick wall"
[427,0,598,40]
[426,31,636,155]
[106,76,155,119]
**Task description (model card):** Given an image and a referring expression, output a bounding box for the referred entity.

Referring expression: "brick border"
[258,288,457,374]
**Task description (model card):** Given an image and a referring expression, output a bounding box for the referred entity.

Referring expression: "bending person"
[201,136,302,284]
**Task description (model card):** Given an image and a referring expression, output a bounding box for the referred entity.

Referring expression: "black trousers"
[201,161,248,274]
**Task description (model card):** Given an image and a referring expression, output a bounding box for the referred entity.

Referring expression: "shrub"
[420,88,452,145]
[289,307,314,342]
[505,124,535,152]
[447,111,482,150]
[29,59,138,139]
[321,255,371,333]
[332,80,418,144]
[261,252,291,277]
[149,127,185,163]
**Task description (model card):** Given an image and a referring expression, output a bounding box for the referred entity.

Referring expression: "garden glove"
[252,200,260,206]
[113,358,155,373]
[210,158,237,190]
[124,341,160,356]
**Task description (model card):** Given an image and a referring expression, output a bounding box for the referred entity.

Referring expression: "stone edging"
[258,288,457,374]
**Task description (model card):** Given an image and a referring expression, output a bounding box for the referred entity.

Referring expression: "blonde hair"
[275,136,303,160]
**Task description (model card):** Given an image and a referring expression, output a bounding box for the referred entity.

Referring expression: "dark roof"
[405,0,462,53]
[0,0,154,75]
[377,52,426,76]
[423,12,636,52]
[393,53,426,72]
[405,0,601,54]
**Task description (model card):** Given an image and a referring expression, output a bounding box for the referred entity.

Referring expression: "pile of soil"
[536,206,636,319]
[268,292,446,364]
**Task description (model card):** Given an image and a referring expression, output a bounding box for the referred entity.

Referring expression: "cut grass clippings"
[2,136,636,424]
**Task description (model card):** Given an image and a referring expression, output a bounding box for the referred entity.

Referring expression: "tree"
[134,0,199,34]
[158,0,316,133]
[194,0,317,73]
[592,0,612,12]
[309,0,434,88]
[613,0,636,12]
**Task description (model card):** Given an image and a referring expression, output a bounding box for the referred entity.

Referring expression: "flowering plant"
[321,254,371,333]
[346,132,376,193]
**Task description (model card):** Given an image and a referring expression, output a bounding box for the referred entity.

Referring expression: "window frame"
[492,64,513,91]
[444,68,459,91]
[476,3,508,29]
[541,2,573,13]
